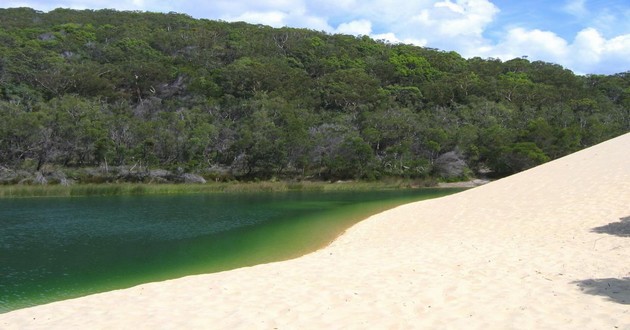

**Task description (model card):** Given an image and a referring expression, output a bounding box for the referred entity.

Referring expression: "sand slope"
[2,133,630,329]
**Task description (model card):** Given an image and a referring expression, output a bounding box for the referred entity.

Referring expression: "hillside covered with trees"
[0,7,628,184]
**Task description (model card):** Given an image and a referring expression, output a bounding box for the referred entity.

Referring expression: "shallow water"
[0,188,460,312]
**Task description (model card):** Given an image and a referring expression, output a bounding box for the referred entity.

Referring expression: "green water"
[0,188,461,313]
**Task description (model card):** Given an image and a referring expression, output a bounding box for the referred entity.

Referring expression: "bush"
[492,142,550,175]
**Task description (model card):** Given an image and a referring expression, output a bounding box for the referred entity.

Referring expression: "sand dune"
[2,133,630,329]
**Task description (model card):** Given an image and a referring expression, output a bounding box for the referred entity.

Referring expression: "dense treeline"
[0,7,628,182]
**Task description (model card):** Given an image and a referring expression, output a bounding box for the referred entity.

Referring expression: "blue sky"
[3,0,630,75]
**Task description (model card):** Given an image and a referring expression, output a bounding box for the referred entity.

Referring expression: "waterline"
[0,188,462,312]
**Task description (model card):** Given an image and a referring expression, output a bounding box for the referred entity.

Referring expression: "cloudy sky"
[3,0,630,75]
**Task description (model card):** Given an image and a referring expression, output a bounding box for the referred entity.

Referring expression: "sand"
[2,133,630,329]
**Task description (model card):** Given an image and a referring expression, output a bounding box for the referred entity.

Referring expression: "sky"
[3,0,630,75]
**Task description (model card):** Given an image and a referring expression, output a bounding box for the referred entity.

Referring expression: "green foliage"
[492,142,550,175]
[0,8,628,183]
[319,68,382,112]
[389,46,439,83]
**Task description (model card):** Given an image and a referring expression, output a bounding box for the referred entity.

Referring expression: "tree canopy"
[0,8,628,182]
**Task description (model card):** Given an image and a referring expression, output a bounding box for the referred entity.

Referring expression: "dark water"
[0,188,460,312]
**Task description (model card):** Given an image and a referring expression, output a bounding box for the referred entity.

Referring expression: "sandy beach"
[2,133,629,329]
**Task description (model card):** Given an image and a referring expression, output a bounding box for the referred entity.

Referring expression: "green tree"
[319,68,382,114]
[492,142,550,175]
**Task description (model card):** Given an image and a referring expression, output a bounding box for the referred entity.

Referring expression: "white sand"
[2,133,630,329]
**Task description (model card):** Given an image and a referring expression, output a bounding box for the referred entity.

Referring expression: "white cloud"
[471,26,630,75]
[588,7,630,42]
[569,28,630,73]
[404,0,499,57]
[564,0,587,17]
[607,34,630,53]
[371,32,399,43]
[284,14,332,31]
[372,32,428,46]
[490,28,570,60]
[305,0,358,13]
[226,11,287,27]
[198,1,334,31]
[206,0,304,14]
[413,0,499,38]
[335,19,372,35]
[572,28,605,63]
[435,0,465,15]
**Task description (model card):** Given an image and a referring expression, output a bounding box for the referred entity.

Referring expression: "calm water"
[0,188,460,312]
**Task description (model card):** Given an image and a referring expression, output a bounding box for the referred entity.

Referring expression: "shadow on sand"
[591,216,630,237]
[573,278,630,305]
[575,216,630,304]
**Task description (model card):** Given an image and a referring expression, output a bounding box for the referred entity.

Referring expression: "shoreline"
[0,178,461,198]
[436,178,490,188]
[1,133,629,328]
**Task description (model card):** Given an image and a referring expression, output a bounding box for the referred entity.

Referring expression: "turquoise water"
[0,188,461,312]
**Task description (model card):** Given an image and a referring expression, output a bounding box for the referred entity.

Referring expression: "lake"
[0,188,461,312]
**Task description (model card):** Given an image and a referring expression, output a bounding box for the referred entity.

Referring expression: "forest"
[0,7,628,184]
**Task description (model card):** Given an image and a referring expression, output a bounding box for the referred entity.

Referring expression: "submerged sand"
[2,133,630,329]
